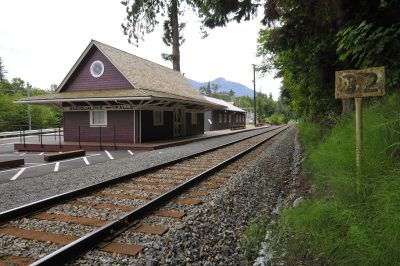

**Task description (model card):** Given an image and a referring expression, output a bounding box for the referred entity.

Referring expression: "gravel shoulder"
[0,127,277,212]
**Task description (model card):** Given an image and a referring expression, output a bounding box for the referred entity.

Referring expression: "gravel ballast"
[0,127,277,212]
[73,125,300,265]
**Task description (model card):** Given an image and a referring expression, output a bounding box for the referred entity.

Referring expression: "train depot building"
[16,40,223,147]
[203,96,246,131]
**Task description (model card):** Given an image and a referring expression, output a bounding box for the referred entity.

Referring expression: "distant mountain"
[187,77,254,97]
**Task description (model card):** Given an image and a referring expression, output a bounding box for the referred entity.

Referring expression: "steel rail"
[31,124,290,266]
[0,126,283,224]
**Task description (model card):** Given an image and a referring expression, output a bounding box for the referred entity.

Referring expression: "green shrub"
[268,113,287,125]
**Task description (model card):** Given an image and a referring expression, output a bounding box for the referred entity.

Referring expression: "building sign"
[335,67,385,99]
[63,105,136,111]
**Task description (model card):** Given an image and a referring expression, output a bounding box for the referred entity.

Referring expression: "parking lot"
[0,135,139,184]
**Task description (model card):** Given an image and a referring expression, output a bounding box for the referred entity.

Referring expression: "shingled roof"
[16,40,220,109]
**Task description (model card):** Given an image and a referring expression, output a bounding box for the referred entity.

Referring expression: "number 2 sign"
[335,67,385,99]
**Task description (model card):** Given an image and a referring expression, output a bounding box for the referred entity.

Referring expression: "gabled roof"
[57,40,206,103]
[204,96,246,113]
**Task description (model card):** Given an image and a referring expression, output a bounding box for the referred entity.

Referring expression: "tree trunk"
[170,0,180,72]
[336,0,353,115]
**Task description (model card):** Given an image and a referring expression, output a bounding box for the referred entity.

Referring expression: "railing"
[13,125,120,150]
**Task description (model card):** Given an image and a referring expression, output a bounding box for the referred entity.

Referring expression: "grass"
[243,94,400,265]
[279,94,400,265]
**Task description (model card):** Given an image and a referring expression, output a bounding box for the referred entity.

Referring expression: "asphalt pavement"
[0,135,140,184]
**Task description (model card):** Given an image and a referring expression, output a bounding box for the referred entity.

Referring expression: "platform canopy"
[15,40,223,112]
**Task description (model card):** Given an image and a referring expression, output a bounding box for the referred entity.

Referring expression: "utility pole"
[252,64,257,126]
[27,82,32,130]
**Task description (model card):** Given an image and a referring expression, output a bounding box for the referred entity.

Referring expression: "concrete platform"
[14,126,269,152]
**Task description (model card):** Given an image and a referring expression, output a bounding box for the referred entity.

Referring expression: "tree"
[199,83,212,96]
[122,0,195,71]
[50,83,58,92]
[0,57,7,82]
[198,0,400,123]
[197,0,258,28]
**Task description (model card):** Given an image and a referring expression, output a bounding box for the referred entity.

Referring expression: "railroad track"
[0,125,290,265]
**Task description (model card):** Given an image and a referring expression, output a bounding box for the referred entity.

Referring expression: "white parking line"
[83,157,90,165]
[39,152,44,155]
[19,153,26,156]
[10,168,25,180]
[105,150,114,160]
[54,162,60,172]
[0,154,101,174]
[127,150,134,155]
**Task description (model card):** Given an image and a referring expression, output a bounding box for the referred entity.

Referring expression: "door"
[173,108,183,137]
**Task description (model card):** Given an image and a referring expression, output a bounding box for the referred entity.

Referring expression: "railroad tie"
[92,192,151,201]
[184,191,208,196]
[31,213,108,227]
[134,224,169,235]
[100,242,144,257]
[0,227,77,245]
[67,200,135,212]
[155,210,186,218]
[175,198,202,206]
[0,253,35,266]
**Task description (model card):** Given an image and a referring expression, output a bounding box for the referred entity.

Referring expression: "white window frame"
[153,110,164,126]
[90,110,107,127]
[229,114,232,123]
[219,114,222,123]
[224,114,227,123]
[191,112,197,125]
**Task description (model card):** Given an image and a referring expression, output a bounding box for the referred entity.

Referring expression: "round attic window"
[90,60,104,78]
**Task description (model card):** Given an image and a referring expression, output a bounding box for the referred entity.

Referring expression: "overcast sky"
[0,0,281,99]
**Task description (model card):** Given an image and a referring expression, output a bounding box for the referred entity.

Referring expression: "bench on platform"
[0,159,24,169]
[44,150,86,162]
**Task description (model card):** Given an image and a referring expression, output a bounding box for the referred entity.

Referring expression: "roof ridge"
[92,40,181,74]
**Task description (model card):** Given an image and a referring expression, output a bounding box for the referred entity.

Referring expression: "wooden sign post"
[335,67,385,173]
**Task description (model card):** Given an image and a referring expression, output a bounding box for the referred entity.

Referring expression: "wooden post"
[355,98,362,173]
[335,67,385,174]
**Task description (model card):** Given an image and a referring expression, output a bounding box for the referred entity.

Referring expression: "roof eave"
[14,96,153,104]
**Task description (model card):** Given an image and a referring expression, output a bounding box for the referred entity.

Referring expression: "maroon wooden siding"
[207,110,246,131]
[61,47,133,92]
[64,111,136,143]
[186,113,204,136]
[140,110,173,142]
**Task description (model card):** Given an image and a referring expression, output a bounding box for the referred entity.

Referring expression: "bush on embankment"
[276,94,400,265]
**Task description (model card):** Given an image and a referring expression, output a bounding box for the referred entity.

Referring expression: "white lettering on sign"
[63,105,136,111]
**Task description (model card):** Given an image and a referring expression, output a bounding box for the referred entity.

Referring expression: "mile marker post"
[335,67,385,176]
[355,97,362,171]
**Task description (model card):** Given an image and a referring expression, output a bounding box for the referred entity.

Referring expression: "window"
[219,114,222,123]
[224,114,227,123]
[191,112,197,124]
[90,110,107,126]
[236,114,239,122]
[153,110,164,126]
[90,60,104,78]
[229,114,231,123]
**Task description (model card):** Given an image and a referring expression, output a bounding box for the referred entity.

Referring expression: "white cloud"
[0,0,281,99]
